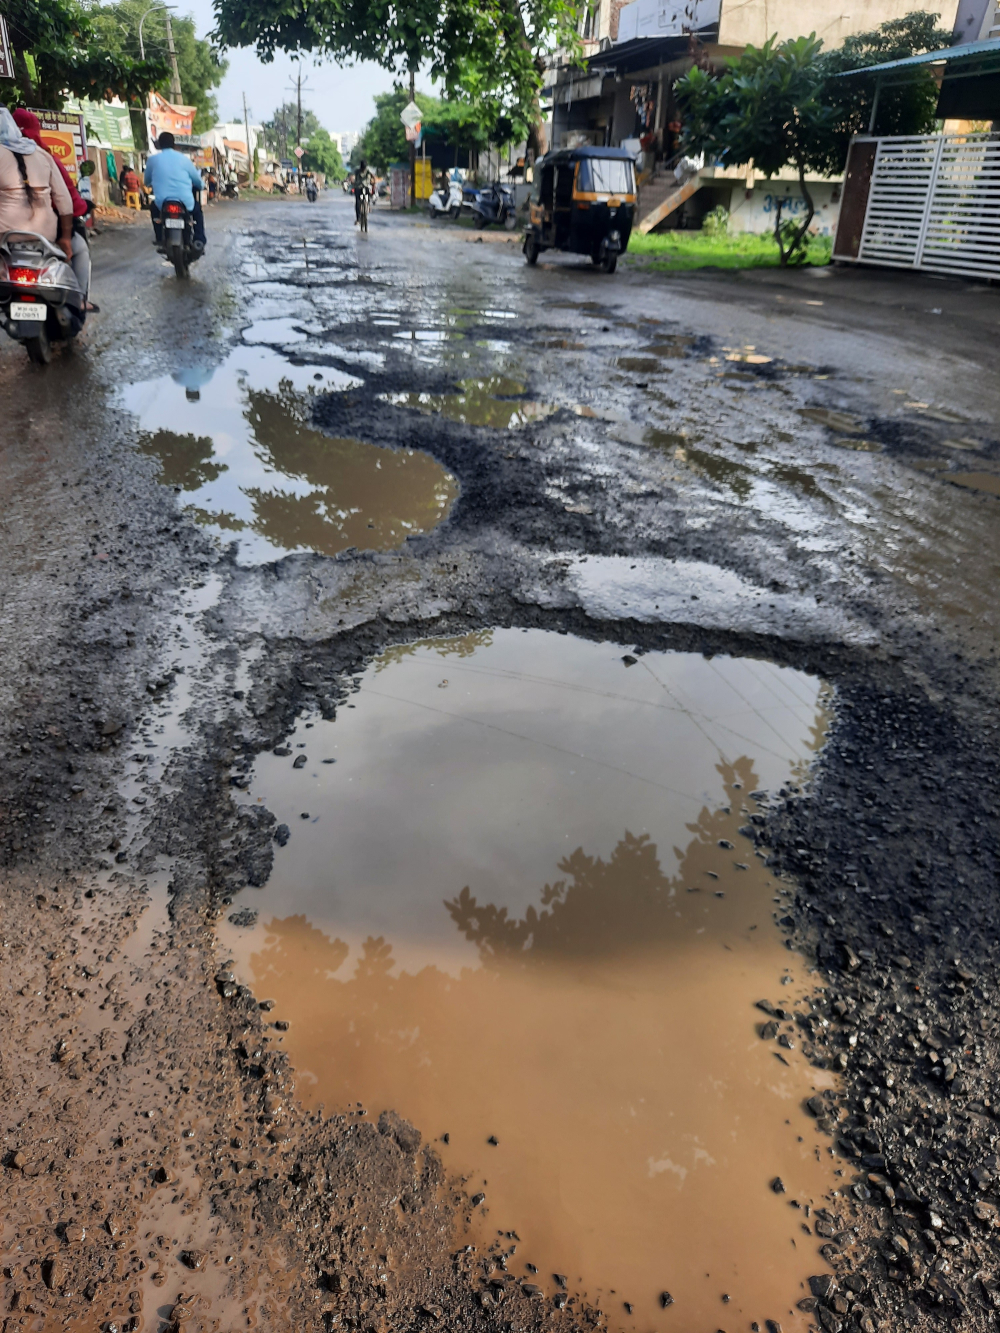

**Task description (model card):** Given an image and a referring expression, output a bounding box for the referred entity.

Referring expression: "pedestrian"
[120,161,142,209]
[207,168,218,202]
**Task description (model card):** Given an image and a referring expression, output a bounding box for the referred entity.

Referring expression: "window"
[576,158,635,194]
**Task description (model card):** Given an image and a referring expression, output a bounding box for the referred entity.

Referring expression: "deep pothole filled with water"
[121,347,458,562]
[220,630,840,1330]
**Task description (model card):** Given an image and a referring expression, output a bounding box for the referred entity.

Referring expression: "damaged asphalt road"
[0,194,998,1333]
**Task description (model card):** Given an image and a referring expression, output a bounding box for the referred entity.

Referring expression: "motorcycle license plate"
[10,302,46,321]
[164,219,184,229]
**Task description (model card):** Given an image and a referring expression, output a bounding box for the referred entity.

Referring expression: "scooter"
[157,198,204,280]
[471,182,518,230]
[428,179,463,220]
[0,229,85,365]
[224,180,239,200]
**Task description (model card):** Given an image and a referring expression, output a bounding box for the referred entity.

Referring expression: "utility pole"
[163,9,182,104]
[243,91,254,183]
[409,67,416,210]
[296,66,303,146]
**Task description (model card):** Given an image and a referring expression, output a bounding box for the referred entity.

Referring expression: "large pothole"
[121,347,457,561]
[220,629,840,1330]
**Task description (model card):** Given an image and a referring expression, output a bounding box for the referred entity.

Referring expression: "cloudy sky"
[181,0,405,135]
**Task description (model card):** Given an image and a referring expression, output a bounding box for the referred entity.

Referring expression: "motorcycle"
[428,179,463,220]
[0,229,85,365]
[224,180,239,200]
[471,182,518,230]
[158,198,204,280]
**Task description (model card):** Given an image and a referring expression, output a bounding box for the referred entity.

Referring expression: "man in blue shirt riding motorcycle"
[143,132,207,249]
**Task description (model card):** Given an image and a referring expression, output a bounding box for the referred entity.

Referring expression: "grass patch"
[624,229,832,271]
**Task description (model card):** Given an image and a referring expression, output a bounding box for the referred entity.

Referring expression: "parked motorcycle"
[158,198,204,280]
[0,230,85,365]
[224,180,239,200]
[428,179,463,220]
[471,182,518,230]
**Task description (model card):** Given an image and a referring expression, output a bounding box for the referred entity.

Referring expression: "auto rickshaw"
[523,146,637,274]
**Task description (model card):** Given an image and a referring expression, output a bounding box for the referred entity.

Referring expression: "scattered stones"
[659,1291,674,1308]
[292,754,307,769]
[771,1177,785,1193]
[180,1250,207,1270]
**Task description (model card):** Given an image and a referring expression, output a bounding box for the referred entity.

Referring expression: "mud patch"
[220,630,839,1331]
[123,348,457,561]
[946,471,1000,498]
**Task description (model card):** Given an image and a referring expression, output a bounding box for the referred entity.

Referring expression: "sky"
[181,0,402,135]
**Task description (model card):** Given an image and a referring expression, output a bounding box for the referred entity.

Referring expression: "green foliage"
[626,229,832,271]
[811,10,952,175]
[701,204,728,235]
[301,126,345,178]
[0,0,169,108]
[263,100,322,158]
[87,1,228,131]
[676,34,832,263]
[210,0,584,153]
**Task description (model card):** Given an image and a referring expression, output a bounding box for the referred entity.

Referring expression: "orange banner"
[40,130,78,182]
[146,90,196,142]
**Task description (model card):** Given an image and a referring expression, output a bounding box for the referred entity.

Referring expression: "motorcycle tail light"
[7,266,38,285]
[164,202,184,216]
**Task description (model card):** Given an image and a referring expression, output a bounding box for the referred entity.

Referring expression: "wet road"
[1,193,999,1333]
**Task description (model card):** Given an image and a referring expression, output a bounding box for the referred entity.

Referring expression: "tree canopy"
[210,0,584,155]
[88,1,228,131]
[0,0,169,109]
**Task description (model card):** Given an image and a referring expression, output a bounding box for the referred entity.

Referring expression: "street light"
[138,3,171,60]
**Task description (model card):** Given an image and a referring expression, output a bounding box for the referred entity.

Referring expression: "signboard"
[145,90,196,147]
[64,98,135,151]
[614,0,720,43]
[0,15,14,80]
[28,108,88,182]
[293,145,304,158]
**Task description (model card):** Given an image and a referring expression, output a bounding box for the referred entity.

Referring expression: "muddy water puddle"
[221,630,839,1330]
[121,347,457,561]
[383,376,559,429]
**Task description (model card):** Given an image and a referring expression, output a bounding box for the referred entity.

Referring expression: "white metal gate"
[857,132,1000,279]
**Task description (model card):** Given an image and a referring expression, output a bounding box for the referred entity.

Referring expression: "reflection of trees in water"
[376,630,494,673]
[138,430,227,490]
[240,388,456,555]
[251,757,762,1029]
[445,757,759,966]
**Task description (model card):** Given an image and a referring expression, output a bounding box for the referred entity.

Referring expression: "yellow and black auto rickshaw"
[523,146,637,274]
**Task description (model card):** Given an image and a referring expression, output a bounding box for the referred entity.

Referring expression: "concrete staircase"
[637,171,703,235]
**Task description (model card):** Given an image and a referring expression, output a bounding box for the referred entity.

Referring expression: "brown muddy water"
[220,630,840,1331]
[121,348,457,562]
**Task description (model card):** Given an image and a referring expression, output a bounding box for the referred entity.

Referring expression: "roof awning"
[833,36,1000,81]
[834,37,1000,126]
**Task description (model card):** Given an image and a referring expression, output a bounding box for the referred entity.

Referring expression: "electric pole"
[243,91,254,182]
[296,66,303,146]
[163,9,182,105]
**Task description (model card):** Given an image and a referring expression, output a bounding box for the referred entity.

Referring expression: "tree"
[677,35,833,265]
[0,0,168,109]
[302,126,345,178]
[210,0,584,161]
[811,11,952,176]
[263,100,322,158]
[88,1,228,131]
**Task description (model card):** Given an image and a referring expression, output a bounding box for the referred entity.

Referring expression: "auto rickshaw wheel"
[474,213,487,229]
[601,250,618,274]
[524,233,539,265]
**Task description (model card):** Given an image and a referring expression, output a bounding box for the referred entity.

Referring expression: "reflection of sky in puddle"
[121,347,457,563]
[221,631,837,1330]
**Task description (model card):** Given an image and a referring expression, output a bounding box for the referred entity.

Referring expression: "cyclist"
[354,158,376,226]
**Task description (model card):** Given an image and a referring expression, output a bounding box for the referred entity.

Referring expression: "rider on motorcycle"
[354,159,376,225]
[144,132,206,249]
